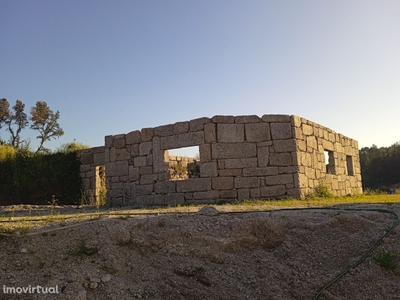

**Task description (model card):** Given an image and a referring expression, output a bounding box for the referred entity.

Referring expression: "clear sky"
[1,0,399,154]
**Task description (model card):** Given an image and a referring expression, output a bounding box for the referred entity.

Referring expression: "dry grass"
[1,193,399,236]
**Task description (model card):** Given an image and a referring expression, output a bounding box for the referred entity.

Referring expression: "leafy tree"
[5,100,29,149]
[0,98,10,127]
[0,98,11,144]
[30,101,64,153]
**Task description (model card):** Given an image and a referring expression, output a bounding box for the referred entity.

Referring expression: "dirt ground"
[0,203,399,300]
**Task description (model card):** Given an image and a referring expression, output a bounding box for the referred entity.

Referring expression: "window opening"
[324,150,335,174]
[346,155,354,176]
[165,146,200,180]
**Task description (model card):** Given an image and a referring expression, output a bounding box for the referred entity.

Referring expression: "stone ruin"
[78,114,363,206]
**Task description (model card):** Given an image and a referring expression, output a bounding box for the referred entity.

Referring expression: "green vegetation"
[360,142,400,189]
[0,221,32,236]
[0,145,16,161]
[0,151,81,205]
[0,98,84,205]
[194,266,206,273]
[56,140,90,153]
[38,260,46,269]
[373,250,399,276]
[0,98,63,153]
[225,192,400,209]
[30,101,64,153]
[306,184,334,198]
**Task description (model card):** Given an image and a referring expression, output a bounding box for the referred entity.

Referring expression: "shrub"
[0,151,81,205]
[306,184,334,198]
[56,141,90,153]
[373,250,397,272]
[0,145,16,161]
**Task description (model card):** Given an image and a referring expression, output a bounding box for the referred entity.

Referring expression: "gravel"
[0,203,399,300]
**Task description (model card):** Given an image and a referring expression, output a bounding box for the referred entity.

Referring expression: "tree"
[360,142,400,189]
[0,98,10,127]
[30,101,64,153]
[0,98,10,145]
[6,100,29,148]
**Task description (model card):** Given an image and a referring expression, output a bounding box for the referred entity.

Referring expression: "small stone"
[20,248,27,253]
[89,282,98,289]
[101,274,111,282]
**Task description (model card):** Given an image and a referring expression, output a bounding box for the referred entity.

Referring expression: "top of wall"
[292,115,358,148]
[104,114,358,146]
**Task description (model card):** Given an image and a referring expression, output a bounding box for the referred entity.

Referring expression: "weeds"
[48,195,58,215]
[373,250,397,272]
[19,224,31,235]
[364,188,388,196]
[0,222,31,236]
[39,261,45,269]
[194,266,206,273]
[0,224,17,235]
[306,184,334,198]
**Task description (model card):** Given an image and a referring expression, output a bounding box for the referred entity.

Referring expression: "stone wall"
[80,114,362,207]
[77,146,105,205]
[292,116,362,197]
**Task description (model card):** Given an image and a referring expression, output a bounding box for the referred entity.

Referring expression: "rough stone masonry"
[78,115,362,206]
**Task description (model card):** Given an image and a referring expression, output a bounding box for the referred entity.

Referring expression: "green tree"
[0,98,10,126]
[30,101,64,153]
[360,142,400,189]
[6,100,29,148]
[0,98,10,144]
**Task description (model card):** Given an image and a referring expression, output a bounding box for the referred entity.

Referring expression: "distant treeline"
[360,142,400,189]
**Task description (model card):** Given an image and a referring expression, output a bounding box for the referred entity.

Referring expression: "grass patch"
[0,222,32,236]
[373,250,399,276]
[230,193,400,208]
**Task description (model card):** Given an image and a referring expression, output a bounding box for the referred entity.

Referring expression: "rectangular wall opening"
[95,165,107,206]
[164,146,200,180]
[324,150,335,174]
[346,155,354,176]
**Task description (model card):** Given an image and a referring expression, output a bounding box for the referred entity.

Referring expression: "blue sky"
[1,0,399,154]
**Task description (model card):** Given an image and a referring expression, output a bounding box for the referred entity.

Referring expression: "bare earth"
[0,203,399,300]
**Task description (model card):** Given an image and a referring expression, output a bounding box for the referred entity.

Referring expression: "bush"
[56,141,90,153]
[374,250,397,271]
[0,151,81,205]
[0,145,16,161]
